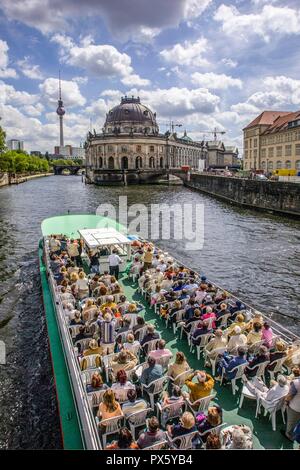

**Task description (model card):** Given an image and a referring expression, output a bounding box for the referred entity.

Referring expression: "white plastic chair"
[168,369,194,387]
[193,333,214,360]
[126,408,152,439]
[115,329,133,344]
[69,324,82,339]
[79,354,102,370]
[186,393,216,416]
[81,367,100,385]
[248,340,265,355]
[156,401,186,427]
[256,396,286,431]
[87,389,107,410]
[142,376,168,408]
[221,362,249,395]
[167,430,199,450]
[155,354,172,370]
[217,313,232,329]
[134,325,148,343]
[143,440,169,450]
[102,352,119,382]
[112,386,134,403]
[204,347,227,376]
[98,415,124,448]
[199,422,227,439]
[75,338,92,353]
[267,357,287,381]
[142,338,160,355]
[239,384,259,412]
[246,360,270,383]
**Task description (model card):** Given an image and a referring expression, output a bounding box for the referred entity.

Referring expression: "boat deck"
[119,273,295,450]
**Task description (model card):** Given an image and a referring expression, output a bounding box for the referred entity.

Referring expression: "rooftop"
[244,111,291,130]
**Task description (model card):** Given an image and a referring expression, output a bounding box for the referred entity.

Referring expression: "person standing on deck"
[282,376,300,441]
[108,249,122,280]
[143,246,153,272]
[68,239,80,265]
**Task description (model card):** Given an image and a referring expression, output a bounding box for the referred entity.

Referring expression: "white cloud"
[39,77,86,107]
[121,74,151,87]
[191,72,242,90]
[22,103,45,116]
[0,80,38,106]
[52,34,133,79]
[160,37,209,67]
[0,39,18,78]
[221,58,237,69]
[0,0,211,40]
[126,86,220,117]
[72,76,88,85]
[231,102,260,115]
[214,4,300,42]
[17,56,44,80]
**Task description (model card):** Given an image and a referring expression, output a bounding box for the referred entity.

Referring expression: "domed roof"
[105,96,157,126]
[181,130,193,142]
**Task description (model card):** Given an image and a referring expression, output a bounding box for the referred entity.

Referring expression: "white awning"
[79,228,131,249]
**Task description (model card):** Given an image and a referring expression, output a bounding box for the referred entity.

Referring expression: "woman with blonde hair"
[82,299,96,322]
[123,333,140,352]
[97,389,123,422]
[166,412,198,448]
[168,351,191,381]
[225,313,246,337]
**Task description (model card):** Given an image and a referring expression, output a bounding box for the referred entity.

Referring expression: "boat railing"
[44,237,101,450]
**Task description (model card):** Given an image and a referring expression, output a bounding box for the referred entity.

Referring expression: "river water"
[0,175,299,449]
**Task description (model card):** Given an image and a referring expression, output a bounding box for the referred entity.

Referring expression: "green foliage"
[0,125,6,154]
[0,150,50,174]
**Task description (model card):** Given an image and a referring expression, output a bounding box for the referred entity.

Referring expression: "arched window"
[276,160,282,169]
[285,160,291,169]
[99,157,103,168]
[160,156,164,168]
[296,160,300,170]
[108,156,114,169]
[135,156,142,169]
[267,161,273,170]
[149,156,155,168]
[261,161,266,169]
[121,156,128,170]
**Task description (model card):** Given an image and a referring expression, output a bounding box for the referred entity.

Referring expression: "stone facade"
[85,96,206,184]
[243,110,300,172]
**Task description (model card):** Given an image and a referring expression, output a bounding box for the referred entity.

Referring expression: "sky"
[0,0,300,154]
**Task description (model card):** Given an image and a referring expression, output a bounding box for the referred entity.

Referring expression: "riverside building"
[85,96,207,185]
[243,110,300,173]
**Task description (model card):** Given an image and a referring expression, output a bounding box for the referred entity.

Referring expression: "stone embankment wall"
[0,172,53,187]
[186,173,300,217]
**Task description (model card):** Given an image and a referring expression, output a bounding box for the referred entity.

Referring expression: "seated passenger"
[111,350,138,377]
[148,339,172,361]
[206,434,222,449]
[122,389,148,417]
[97,389,123,422]
[184,371,215,404]
[196,405,223,439]
[168,352,191,381]
[140,356,163,387]
[111,369,135,399]
[245,345,270,378]
[137,416,167,449]
[105,427,138,450]
[225,314,246,337]
[123,333,140,352]
[247,322,263,346]
[140,324,160,350]
[166,412,198,448]
[243,375,289,410]
[204,329,228,365]
[227,326,247,353]
[268,341,287,370]
[83,339,103,360]
[261,322,274,349]
[191,319,212,346]
[215,346,247,382]
[75,271,89,300]
[86,372,109,393]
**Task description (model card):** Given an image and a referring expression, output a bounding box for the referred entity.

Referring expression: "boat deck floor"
[119,273,296,450]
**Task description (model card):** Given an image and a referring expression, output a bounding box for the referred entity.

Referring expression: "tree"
[0,124,6,154]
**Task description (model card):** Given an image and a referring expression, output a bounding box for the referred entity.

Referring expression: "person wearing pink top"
[262,322,273,348]
[202,307,217,329]
[148,339,173,360]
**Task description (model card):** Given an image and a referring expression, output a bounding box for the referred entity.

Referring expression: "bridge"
[87,168,190,185]
[53,164,85,175]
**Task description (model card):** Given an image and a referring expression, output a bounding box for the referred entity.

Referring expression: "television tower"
[56,71,65,147]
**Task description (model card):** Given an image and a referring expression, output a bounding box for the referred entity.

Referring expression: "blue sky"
[0,0,300,153]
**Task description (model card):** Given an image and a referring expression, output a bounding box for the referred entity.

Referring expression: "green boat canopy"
[41,214,125,238]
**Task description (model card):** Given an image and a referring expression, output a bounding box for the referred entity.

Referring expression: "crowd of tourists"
[48,234,300,450]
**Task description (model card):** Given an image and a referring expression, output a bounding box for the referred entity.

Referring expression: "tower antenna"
[56,70,65,147]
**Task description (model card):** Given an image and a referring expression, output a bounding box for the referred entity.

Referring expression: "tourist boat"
[39,214,300,450]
